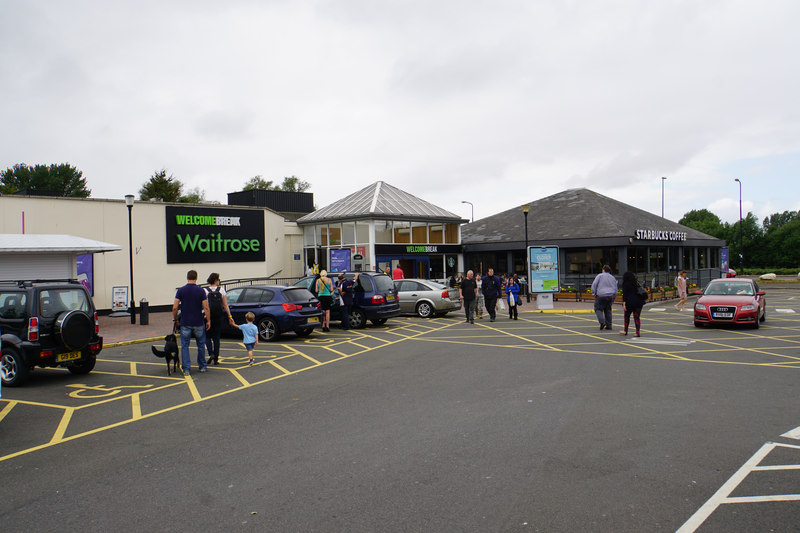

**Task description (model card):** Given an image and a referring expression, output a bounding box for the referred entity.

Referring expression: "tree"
[242,176,274,191]
[0,163,91,197]
[139,169,183,202]
[241,175,310,192]
[279,175,310,192]
[179,187,206,204]
[679,209,724,238]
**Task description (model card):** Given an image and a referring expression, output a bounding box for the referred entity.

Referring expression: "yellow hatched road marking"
[0,401,17,422]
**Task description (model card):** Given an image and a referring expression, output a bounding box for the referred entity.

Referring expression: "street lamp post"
[125,194,136,325]
[461,200,474,223]
[734,178,743,272]
[522,204,530,302]
[661,176,667,218]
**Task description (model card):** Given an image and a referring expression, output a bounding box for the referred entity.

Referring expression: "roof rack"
[0,279,80,288]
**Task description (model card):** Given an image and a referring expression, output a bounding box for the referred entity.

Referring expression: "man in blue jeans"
[172,269,210,376]
[591,264,618,330]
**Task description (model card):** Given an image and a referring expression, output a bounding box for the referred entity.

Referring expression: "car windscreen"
[283,288,316,302]
[372,275,396,292]
[39,289,90,317]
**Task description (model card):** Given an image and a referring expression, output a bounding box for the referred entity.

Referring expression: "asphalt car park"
[1,288,799,531]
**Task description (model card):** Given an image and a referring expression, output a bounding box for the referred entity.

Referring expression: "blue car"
[222,286,322,342]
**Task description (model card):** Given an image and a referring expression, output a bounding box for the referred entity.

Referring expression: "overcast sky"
[2,0,799,225]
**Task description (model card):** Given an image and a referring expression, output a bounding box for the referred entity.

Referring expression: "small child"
[232,312,259,365]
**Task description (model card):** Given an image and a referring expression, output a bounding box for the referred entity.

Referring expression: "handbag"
[636,284,648,300]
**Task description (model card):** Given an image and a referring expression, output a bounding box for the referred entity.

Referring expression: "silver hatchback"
[394,279,462,318]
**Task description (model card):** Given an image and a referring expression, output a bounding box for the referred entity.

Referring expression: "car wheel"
[1,347,30,387]
[760,307,766,322]
[371,318,387,326]
[258,317,280,342]
[416,301,434,318]
[753,317,760,329]
[350,309,366,329]
[55,310,93,350]
[67,356,96,375]
[295,328,313,338]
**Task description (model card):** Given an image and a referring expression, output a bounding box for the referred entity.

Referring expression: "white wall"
[0,196,302,310]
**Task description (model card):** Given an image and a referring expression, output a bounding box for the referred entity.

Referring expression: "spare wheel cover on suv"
[56,310,93,350]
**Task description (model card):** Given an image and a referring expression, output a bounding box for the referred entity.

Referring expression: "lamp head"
[125,194,135,207]
[521,204,530,214]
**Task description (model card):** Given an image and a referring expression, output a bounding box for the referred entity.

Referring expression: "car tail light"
[283,303,302,312]
[372,294,386,304]
[40,349,53,358]
[442,290,450,299]
[28,317,39,342]
[94,312,100,334]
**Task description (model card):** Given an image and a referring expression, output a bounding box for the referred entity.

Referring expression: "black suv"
[293,271,400,328]
[0,280,103,386]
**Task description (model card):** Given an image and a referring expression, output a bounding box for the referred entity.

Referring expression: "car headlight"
[695,303,706,310]
[741,304,755,311]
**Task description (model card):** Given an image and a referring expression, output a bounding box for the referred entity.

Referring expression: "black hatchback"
[293,271,400,328]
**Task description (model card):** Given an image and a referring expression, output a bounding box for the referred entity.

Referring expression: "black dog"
[151,333,179,376]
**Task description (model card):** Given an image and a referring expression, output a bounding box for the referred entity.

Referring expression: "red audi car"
[693,278,766,328]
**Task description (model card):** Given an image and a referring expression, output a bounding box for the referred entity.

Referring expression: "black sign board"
[165,206,265,264]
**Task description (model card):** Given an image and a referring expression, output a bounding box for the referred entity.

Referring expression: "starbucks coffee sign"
[166,206,265,263]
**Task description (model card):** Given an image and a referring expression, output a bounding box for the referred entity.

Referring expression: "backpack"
[207,286,224,318]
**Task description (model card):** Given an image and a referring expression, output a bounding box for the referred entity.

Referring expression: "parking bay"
[1,291,800,530]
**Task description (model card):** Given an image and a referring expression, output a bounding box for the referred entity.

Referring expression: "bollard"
[139,298,149,325]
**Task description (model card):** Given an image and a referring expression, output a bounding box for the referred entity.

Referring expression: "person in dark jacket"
[481,268,502,322]
[619,271,646,337]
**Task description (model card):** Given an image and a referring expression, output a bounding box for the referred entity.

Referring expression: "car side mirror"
[693,290,703,296]
[757,290,766,296]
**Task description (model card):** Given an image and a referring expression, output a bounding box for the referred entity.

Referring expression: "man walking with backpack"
[204,272,235,365]
[173,270,210,376]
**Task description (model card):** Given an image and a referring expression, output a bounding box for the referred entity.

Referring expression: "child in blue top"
[233,312,259,366]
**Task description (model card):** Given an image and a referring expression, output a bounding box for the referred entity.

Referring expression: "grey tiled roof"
[297,181,467,224]
[462,188,723,245]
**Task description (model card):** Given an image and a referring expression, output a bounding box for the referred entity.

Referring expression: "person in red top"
[392,265,404,280]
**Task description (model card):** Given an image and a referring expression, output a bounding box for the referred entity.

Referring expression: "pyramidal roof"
[462,188,722,244]
[298,181,466,224]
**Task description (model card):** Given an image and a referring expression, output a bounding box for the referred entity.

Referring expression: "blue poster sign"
[527,246,560,293]
[76,254,94,295]
[330,249,351,272]
[721,247,729,273]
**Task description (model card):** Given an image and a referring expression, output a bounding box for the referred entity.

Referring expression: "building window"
[411,222,428,243]
[375,220,392,243]
[429,224,444,243]
[393,221,411,243]
[444,223,459,243]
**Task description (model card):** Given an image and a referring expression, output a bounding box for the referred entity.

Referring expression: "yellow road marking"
[0,401,17,422]
[184,374,201,401]
[50,408,74,443]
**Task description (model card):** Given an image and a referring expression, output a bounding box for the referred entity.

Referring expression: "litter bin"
[139,298,149,326]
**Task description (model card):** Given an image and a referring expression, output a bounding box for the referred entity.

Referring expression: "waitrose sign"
[166,206,265,264]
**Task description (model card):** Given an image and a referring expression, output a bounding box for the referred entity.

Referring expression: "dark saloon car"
[693,278,766,328]
[293,271,400,328]
[222,285,322,341]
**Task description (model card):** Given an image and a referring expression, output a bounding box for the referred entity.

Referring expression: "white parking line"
[775,309,797,313]
[781,426,800,440]
[677,441,800,532]
[624,338,696,346]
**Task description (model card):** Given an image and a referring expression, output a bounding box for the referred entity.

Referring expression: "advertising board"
[165,206,265,264]
[527,246,560,293]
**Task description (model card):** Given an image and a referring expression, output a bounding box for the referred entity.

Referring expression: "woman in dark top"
[619,271,646,337]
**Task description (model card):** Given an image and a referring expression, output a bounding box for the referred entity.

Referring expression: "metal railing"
[555,269,724,302]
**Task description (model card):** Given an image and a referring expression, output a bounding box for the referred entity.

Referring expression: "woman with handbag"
[619,271,646,337]
[506,273,520,320]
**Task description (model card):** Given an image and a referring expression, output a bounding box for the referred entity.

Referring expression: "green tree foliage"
[0,163,91,197]
[678,209,724,238]
[242,176,274,191]
[681,207,800,269]
[180,186,206,204]
[279,176,310,192]
[139,169,183,202]
[242,175,310,192]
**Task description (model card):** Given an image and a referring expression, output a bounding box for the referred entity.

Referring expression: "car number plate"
[57,351,81,362]
[386,294,395,301]
[308,317,319,323]
[712,312,733,318]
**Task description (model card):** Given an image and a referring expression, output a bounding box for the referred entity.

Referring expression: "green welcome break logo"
[406,245,439,253]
